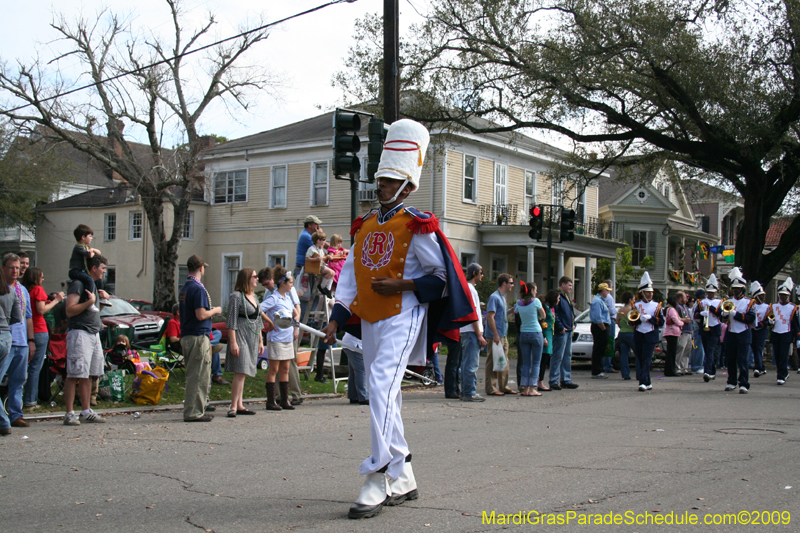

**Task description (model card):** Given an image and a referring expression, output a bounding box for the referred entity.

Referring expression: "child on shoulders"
[69,224,109,309]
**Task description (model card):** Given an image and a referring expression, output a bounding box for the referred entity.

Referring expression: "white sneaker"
[63,412,80,426]
[777,379,786,386]
[739,386,748,394]
[638,384,646,392]
[79,410,106,424]
[645,384,653,391]
[710,374,716,380]
[724,384,736,391]
[88,304,100,312]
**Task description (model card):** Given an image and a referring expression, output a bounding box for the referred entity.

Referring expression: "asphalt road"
[1,363,798,533]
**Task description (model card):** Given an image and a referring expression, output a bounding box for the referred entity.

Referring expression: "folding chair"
[40,333,68,405]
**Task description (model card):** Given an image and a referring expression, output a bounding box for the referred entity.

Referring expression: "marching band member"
[695,274,723,382]
[749,281,770,378]
[631,272,664,391]
[321,120,476,519]
[721,268,755,393]
[770,278,797,386]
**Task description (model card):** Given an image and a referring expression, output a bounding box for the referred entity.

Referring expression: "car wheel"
[259,359,269,371]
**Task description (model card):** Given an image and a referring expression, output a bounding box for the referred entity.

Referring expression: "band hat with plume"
[638,271,653,291]
[374,119,430,193]
[728,266,746,289]
[749,281,765,297]
[705,273,719,292]
[778,277,794,295]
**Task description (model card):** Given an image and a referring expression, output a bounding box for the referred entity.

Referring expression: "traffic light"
[367,118,389,183]
[528,205,543,240]
[333,110,361,178]
[560,208,576,241]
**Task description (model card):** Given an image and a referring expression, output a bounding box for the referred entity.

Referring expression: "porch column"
[557,250,565,281]
[584,254,592,309]
[527,245,535,285]
[610,258,617,301]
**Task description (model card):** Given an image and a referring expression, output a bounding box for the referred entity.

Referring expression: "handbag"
[492,340,508,372]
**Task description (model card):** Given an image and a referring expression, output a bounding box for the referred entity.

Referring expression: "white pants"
[360,304,426,481]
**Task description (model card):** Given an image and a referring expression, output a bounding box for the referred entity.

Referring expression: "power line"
[3,0,360,115]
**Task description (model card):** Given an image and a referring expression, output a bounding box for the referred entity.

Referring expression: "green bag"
[99,370,126,403]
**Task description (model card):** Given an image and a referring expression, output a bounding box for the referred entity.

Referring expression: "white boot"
[387,462,418,506]
[348,472,390,519]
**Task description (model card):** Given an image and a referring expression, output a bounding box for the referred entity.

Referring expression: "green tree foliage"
[0,123,67,227]
[591,246,654,300]
[336,0,800,284]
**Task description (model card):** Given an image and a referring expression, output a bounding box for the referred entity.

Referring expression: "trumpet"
[766,309,775,321]
[721,300,736,313]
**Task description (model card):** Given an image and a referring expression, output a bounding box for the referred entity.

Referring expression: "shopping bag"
[98,370,126,403]
[130,367,170,406]
[492,341,508,372]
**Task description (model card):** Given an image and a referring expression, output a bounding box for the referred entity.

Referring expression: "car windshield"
[100,298,141,318]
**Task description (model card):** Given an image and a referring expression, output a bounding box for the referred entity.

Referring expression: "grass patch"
[29,366,344,414]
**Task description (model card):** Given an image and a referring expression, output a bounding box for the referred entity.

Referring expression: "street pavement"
[1,362,798,532]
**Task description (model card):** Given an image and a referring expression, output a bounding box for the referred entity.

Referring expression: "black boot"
[265,382,281,411]
[315,350,327,383]
[279,381,295,410]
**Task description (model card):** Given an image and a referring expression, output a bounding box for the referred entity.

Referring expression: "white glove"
[700,310,709,317]
[641,314,652,322]
[796,340,800,349]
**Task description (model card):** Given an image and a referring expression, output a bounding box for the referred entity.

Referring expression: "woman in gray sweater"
[0,267,23,436]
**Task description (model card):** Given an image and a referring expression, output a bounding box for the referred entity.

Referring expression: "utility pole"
[384,0,400,123]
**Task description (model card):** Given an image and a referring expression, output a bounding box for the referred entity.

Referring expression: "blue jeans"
[430,351,443,383]
[444,339,462,396]
[0,331,12,430]
[617,331,634,379]
[459,332,480,397]
[518,332,544,387]
[603,322,616,372]
[24,331,49,406]
[6,344,29,422]
[210,330,222,377]
[690,329,704,372]
[345,347,369,402]
[549,331,573,385]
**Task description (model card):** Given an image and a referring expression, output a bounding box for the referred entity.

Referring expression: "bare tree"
[0,0,276,310]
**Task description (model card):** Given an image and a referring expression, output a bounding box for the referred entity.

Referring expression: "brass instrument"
[721,300,736,313]
[627,309,641,322]
[766,308,775,321]
[699,300,710,331]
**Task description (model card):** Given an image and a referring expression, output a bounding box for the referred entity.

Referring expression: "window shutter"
[647,231,657,259]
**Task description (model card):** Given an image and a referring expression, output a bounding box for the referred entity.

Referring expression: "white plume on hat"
[778,277,794,295]
[374,119,430,192]
[705,273,719,292]
[749,281,765,297]
[728,266,746,288]
[638,271,653,291]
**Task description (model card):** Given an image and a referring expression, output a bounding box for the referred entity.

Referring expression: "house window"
[222,254,241,303]
[183,211,194,240]
[460,252,477,271]
[271,165,287,208]
[524,170,536,214]
[311,162,329,206]
[129,211,143,241]
[631,231,648,267]
[104,266,116,295]
[490,254,507,277]
[576,186,586,223]
[663,184,671,200]
[494,163,507,205]
[104,214,116,242]
[551,178,564,206]
[213,170,247,204]
[267,253,287,268]
[177,265,188,293]
[463,155,477,203]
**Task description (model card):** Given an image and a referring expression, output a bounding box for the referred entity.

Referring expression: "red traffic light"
[530,205,541,217]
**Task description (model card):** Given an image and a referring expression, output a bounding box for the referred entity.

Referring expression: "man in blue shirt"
[485,273,517,396]
[2,253,34,428]
[590,283,612,378]
[179,255,222,422]
[294,215,322,278]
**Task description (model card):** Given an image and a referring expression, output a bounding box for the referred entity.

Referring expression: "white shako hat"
[374,119,430,192]
[705,274,719,292]
[749,281,765,297]
[777,277,794,296]
[638,271,653,291]
[728,267,746,289]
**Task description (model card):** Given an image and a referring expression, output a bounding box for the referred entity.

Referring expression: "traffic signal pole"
[384,0,400,123]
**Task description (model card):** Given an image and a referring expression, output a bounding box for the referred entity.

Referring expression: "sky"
[0,0,428,144]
